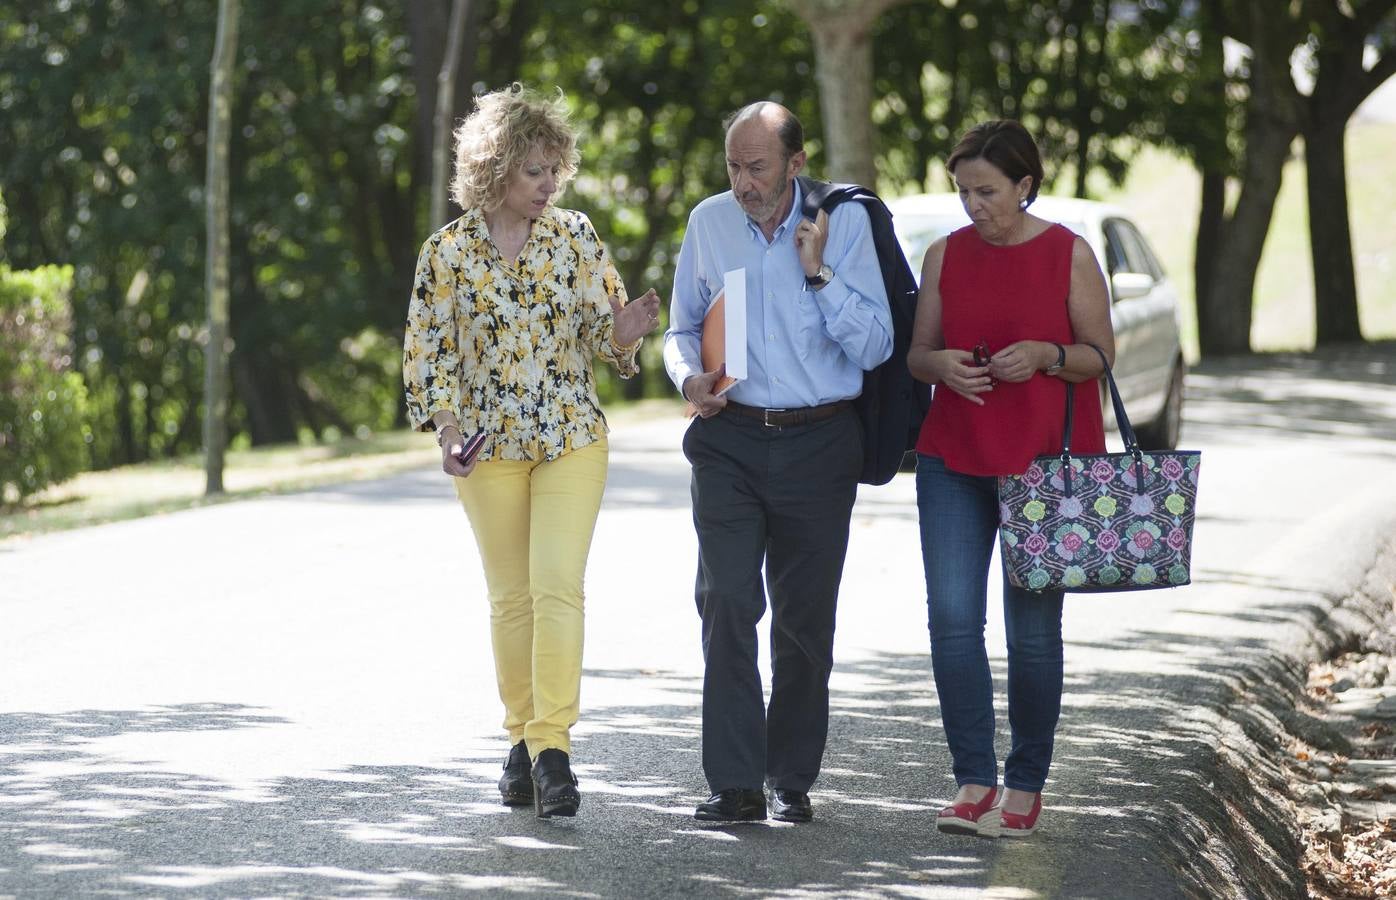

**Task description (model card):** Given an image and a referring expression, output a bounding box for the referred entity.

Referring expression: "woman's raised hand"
[610,289,662,347]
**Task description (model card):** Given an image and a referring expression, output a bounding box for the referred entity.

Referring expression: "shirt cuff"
[667,359,701,395]
[811,272,852,310]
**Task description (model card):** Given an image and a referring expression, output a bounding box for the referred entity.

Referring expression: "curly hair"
[451,83,580,212]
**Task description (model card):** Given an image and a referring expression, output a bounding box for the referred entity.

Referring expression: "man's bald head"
[723,101,804,162]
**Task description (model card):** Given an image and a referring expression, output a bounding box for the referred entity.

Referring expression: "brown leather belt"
[723,399,853,428]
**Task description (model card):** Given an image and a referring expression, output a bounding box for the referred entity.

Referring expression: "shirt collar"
[455,207,491,255]
[456,206,563,256]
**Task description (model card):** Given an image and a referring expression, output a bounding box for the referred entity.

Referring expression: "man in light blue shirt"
[663,101,892,825]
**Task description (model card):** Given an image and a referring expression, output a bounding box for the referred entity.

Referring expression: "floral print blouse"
[403,206,640,462]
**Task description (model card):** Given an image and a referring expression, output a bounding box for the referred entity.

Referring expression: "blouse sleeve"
[576,215,640,380]
[402,237,462,431]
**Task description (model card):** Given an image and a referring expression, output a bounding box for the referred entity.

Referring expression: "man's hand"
[794,209,830,279]
[683,366,729,418]
[610,289,662,347]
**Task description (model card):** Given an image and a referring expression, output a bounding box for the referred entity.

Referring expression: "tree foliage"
[0,192,87,502]
[871,0,1221,198]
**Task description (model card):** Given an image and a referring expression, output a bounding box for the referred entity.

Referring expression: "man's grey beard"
[740,180,790,224]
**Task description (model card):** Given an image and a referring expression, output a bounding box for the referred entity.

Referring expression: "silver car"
[886,193,1187,449]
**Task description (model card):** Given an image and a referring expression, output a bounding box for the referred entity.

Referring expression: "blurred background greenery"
[1,0,1393,511]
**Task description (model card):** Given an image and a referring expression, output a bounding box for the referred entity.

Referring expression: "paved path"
[2,348,1394,898]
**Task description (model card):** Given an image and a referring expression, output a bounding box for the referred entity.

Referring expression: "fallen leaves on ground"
[1297,644,1396,899]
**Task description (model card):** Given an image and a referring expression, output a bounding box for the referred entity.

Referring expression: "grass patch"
[0,398,687,543]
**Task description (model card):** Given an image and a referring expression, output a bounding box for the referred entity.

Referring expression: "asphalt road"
[2,347,1394,899]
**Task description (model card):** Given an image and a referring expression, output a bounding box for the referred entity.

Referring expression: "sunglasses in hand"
[972,340,998,386]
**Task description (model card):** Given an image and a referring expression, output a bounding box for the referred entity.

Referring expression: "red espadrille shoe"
[936,786,1000,838]
[998,792,1042,837]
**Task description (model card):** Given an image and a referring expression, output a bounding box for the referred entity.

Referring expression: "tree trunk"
[1199,120,1292,356]
[431,0,473,228]
[1298,1,1396,346]
[227,224,300,446]
[116,365,137,464]
[408,0,483,229]
[407,0,448,202]
[807,20,877,186]
[1198,0,1305,357]
[203,0,238,494]
[1304,121,1362,344]
[788,0,910,186]
[231,351,299,446]
[1190,6,1228,335]
[1193,168,1226,317]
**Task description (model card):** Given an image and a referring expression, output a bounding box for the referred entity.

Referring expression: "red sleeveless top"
[916,223,1105,476]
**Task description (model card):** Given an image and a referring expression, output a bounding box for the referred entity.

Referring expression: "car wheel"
[1134,359,1184,450]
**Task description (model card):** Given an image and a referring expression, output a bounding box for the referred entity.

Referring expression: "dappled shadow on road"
[0,596,1324,899]
[1184,342,1396,447]
[0,703,572,896]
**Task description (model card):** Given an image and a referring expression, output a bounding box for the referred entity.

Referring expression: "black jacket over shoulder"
[797,176,930,486]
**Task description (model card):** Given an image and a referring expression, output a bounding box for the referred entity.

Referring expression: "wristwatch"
[1045,343,1066,375]
[805,264,833,289]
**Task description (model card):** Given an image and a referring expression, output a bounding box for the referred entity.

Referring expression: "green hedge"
[0,261,88,503]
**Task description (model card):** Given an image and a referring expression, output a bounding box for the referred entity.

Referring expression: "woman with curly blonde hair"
[403,83,661,818]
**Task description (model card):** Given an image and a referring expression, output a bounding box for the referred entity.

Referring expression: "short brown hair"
[946,120,1045,207]
[451,83,580,211]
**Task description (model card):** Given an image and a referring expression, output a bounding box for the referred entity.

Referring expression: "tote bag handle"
[1058,344,1146,495]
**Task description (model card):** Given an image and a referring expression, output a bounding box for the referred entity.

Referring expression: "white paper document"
[722,267,747,382]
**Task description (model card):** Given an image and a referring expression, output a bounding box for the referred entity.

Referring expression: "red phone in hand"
[456,431,487,465]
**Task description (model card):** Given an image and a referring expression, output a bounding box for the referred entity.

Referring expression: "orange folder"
[685,289,739,417]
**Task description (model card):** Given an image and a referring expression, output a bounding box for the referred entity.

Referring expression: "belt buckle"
[763,408,788,428]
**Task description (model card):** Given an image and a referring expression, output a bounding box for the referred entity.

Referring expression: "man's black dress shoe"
[531,748,580,818]
[498,740,533,806]
[768,788,813,823]
[694,788,767,823]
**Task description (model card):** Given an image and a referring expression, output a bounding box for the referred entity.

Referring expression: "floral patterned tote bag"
[997,346,1201,593]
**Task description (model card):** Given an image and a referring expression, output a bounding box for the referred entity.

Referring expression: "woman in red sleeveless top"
[907,120,1115,839]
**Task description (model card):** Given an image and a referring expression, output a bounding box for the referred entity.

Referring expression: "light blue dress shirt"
[663,181,893,409]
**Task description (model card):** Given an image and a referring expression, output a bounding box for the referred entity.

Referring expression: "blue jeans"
[916,454,1064,793]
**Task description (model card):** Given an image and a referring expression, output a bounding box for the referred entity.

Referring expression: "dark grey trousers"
[681,406,862,794]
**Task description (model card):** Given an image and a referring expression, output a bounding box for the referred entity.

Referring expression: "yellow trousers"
[455,437,608,759]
